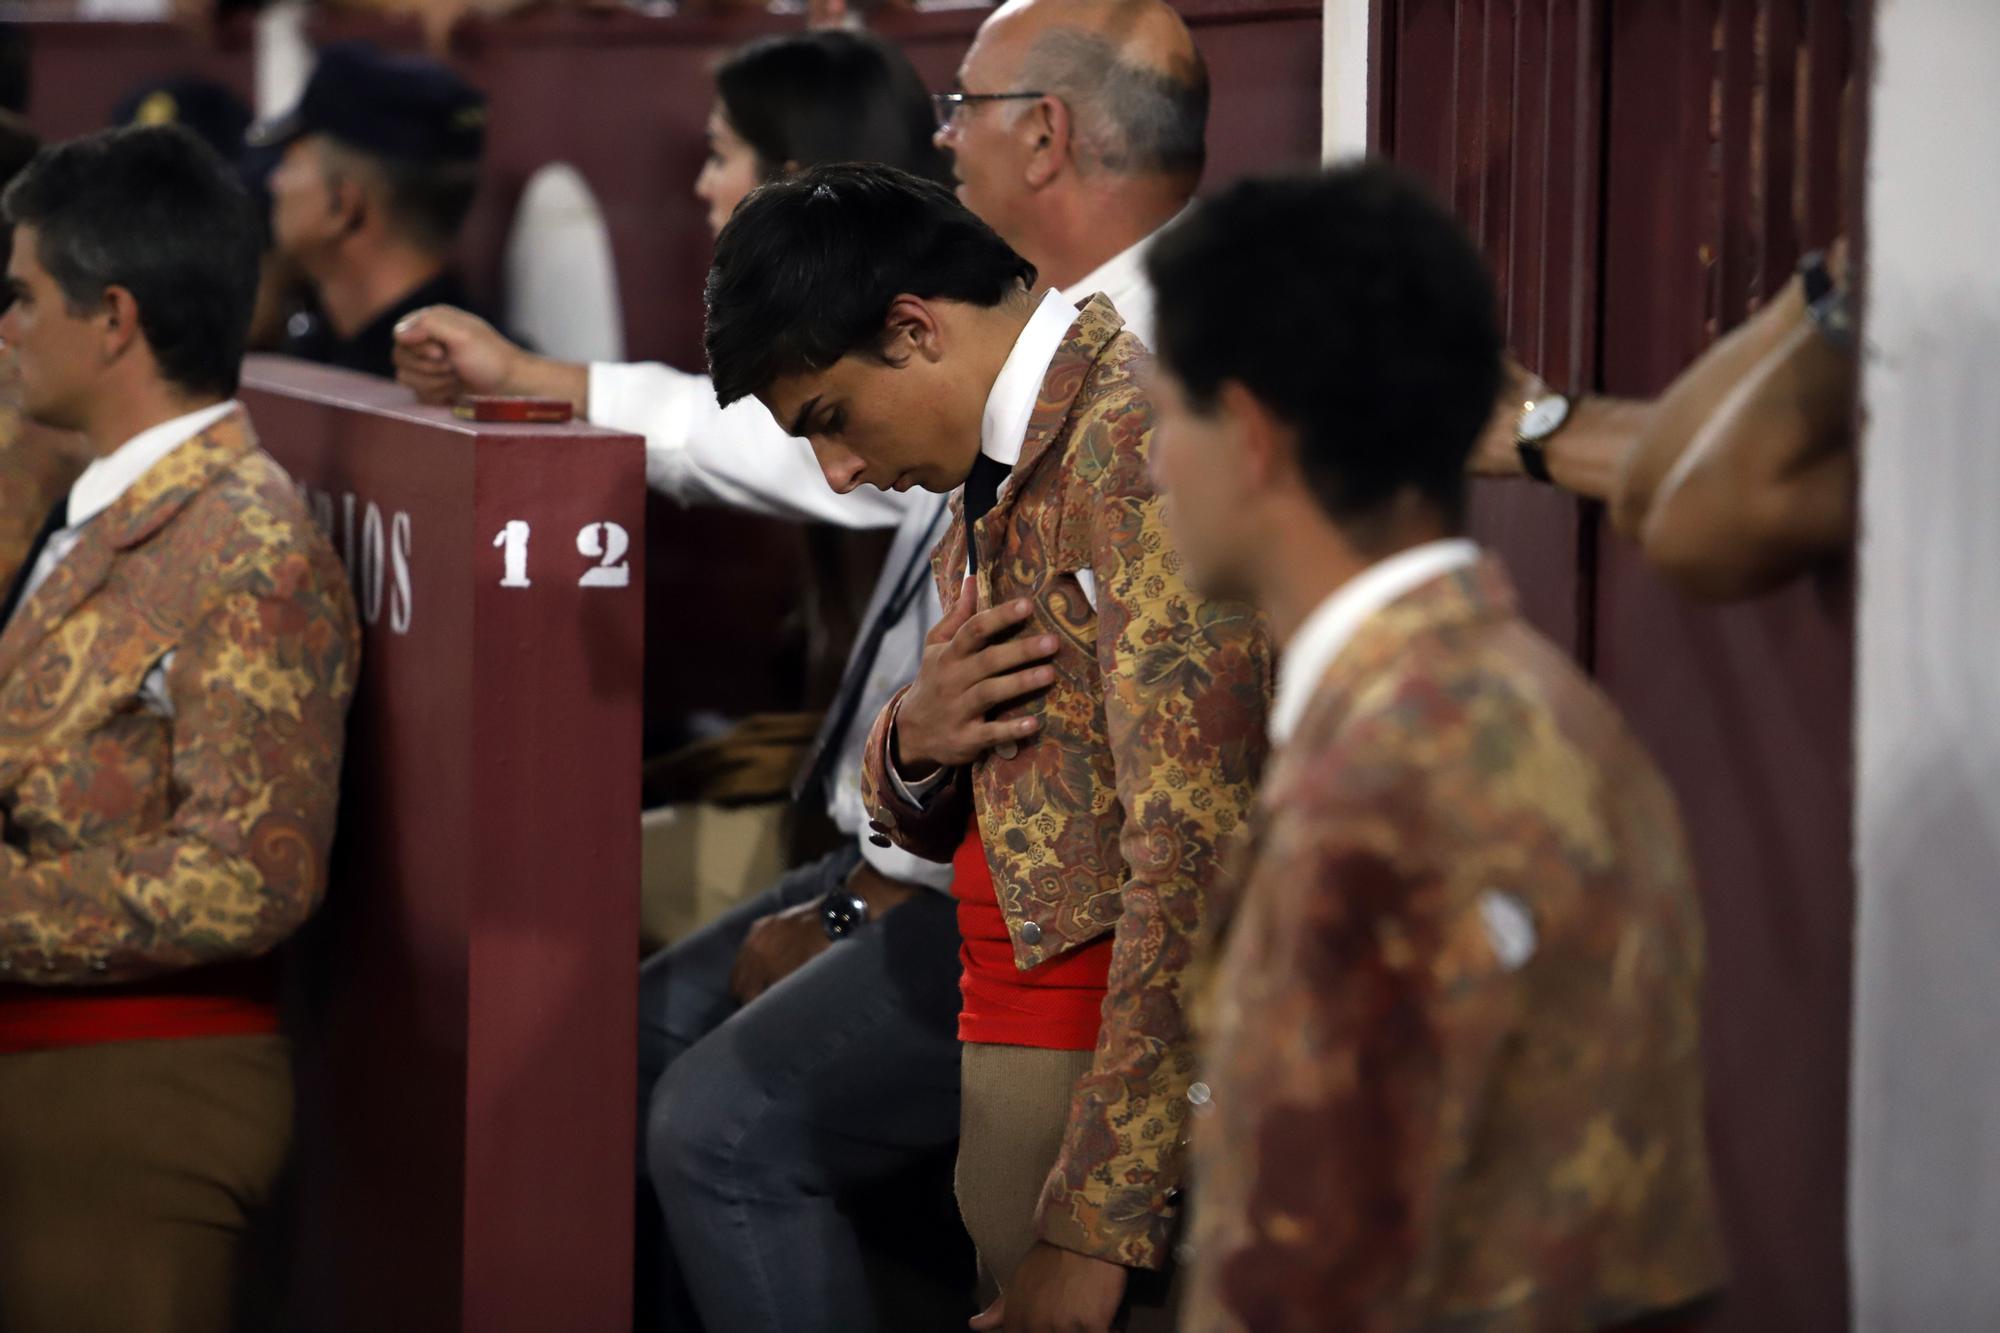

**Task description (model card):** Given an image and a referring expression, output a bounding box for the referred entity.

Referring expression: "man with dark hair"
[1143,163,1725,1331]
[933,0,1208,345]
[707,162,1271,1333]
[254,41,489,377]
[0,124,360,1330]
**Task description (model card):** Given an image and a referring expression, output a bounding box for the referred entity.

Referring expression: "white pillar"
[1322,0,1370,161]
[1851,1,2000,1327]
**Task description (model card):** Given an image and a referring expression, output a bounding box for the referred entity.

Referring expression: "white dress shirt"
[9,400,241,720]
[1062,215,1178,351]
[1269,539,1482,744]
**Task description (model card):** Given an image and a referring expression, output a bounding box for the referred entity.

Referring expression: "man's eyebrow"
[787,395,821,439]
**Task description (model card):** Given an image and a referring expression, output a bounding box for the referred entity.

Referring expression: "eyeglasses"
[931,90,1048,128]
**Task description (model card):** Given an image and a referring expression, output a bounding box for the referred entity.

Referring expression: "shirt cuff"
[887,705,952,808]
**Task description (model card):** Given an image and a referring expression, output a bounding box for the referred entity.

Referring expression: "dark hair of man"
[716,30,951,186]
[320,137,478,255]
[1145,162,1500,534]
[705,163,1038,408]
[1022,28,1208,179]
[3,124,260,398]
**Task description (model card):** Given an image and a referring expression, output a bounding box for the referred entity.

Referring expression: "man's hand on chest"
[890,581,1060,781]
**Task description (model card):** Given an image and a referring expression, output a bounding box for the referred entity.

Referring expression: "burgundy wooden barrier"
[239,356,644,1333]
[1373,2,1857,1329]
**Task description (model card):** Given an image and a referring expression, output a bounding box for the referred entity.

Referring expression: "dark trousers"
[637,846,964,1333]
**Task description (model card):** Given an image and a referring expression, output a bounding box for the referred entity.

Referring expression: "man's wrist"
[888,703,942,784]
[848,862,921,918]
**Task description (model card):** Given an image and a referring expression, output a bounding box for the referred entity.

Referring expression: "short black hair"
[705,163,1037,408]
[321,137,478,254]
[1146,162,1500,532]
[4,124,260,398]
[716,30,950,186]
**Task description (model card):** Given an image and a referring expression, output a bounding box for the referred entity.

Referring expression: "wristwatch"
[1798,249,1856,353]
[1513,392,1573,484]
[819,888,870,941]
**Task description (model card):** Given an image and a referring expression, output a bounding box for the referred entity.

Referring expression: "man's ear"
[327,172,367,237]
[98,284,143,364]
[879,294,945,367]
[1218,380,1295,495]
[1021,95,1072,191]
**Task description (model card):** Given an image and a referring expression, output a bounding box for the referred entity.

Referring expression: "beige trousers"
[957,1042,1180,1330]
[0,1034,293,1333]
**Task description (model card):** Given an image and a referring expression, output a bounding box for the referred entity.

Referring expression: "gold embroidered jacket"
[1185,559,1725,1331]
[0,408,360,985]
[862,296,1273,1269]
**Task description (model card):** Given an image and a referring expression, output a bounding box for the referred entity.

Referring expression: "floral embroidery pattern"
[1184,561,1724,1331]
[0,409,360,984]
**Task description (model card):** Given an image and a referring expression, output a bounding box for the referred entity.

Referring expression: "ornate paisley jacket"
[0,408,360,985]
[862,296,1273,1269]
[1185,559,1725,1331]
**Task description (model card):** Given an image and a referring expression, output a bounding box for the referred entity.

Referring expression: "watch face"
[1519,394,1571,442]
[821,891,868,940]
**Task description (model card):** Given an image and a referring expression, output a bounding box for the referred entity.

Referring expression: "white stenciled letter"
[390,511,413,634]
[361,502,386,624]
[576,521,631,588]
[494,519,532,588]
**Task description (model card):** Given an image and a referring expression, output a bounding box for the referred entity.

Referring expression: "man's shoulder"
[175,445,352,599]
[1289,616,1677,840]
[1049,330,1157,497]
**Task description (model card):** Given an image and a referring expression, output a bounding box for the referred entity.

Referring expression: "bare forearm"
[1641,319,1857,598]
[1545,396,1650,504]
[1614,279,1811,534]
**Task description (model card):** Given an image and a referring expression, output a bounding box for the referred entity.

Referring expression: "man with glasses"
[933,0,1209,348]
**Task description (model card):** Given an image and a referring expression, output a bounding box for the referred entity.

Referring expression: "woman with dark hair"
[397,29,975,1333]
[699,28,949,236]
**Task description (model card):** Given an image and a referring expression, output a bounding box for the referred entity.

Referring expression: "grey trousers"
[637,846,966,1333]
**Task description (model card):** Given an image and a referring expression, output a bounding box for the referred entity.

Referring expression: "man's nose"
[812,440,868,494]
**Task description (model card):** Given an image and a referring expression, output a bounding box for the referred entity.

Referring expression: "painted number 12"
[492,520,632,589]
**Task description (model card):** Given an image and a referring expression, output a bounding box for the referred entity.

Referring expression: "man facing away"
[1144,164,1726,1331]
[256,41,490,379]
[704,162,1271,1333]
[0,124,360,1331]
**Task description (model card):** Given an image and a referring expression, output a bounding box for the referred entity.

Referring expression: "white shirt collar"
[66,400,239,529]
[1057,212,1183,350]
[978,288,1080,470]
[1269,539,1482,744]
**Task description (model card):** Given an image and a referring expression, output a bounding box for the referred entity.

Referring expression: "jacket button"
[869,835,892,848]
[1186,1081,1212,1108]
[1019,921,1043,946]
[994,740,1019,760]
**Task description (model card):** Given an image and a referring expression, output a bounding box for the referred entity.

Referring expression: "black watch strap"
[1516,435,1555,484]
[1798,249,1835,306]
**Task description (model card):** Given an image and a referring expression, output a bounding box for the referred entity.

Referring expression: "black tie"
[792,498,951,807]
[0,496,68,628]
[963,454,1012,574]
